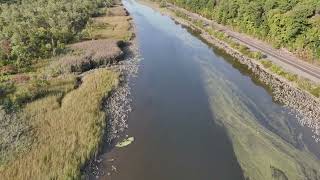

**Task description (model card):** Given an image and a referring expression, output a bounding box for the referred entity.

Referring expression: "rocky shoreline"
[104,41,140,143]
[166,7,320,141]
[82,39,141,179]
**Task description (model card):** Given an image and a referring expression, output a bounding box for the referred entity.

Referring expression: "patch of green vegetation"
[296,79,320,98]
[174,10,189,20]
[86,6,133,41]
[261,59,320,97]
[116,137,135,148]
[159,0,166,8]
[249,51,264,60]
[194,20,205,29]
[261,59,273,68]
[0,74,77,111]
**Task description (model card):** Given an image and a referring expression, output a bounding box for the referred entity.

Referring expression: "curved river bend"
[100,1,320,180]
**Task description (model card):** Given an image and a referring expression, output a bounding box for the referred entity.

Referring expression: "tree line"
[0,0,112,67]
[167,0,320,62]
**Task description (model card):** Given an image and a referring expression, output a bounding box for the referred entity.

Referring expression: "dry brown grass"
[0,107,31,166]
[47,39,122,75]
[0,65,17,75]
[88,5,133,41]
[107,6,128,16]
[0,75,77,166]
[0,69,119,179]
[70,39,123,63]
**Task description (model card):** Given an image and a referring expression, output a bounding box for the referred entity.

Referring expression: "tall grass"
[47,39,123,75]
[0,69,119,179]
[261,59,320,97]
[86,6,133,41]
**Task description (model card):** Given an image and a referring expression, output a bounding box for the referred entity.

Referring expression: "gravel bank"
[104,41,140,143]
[82,40,141,178]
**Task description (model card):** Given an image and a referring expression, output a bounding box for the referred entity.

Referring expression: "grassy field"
[0,69,119,179]
[86,6,134,41]
[0,3,132,179]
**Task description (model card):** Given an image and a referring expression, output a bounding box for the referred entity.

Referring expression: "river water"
[100,1,320,180]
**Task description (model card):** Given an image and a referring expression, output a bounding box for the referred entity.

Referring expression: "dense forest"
[0,0,111,67]
[167,0,320,62]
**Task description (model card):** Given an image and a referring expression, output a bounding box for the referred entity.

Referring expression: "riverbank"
[0,2,138,179]
[83,37,140,179]
[139,0,320,142]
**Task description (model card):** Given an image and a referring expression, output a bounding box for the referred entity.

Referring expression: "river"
[99,0,320,179]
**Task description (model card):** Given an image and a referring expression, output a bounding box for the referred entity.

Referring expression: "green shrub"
[0,0,112,66]
[261,60,273,68]
[284,73,298,82]
[310,86,320,97]
[260,59,319,97]
[160,0,166,8]
[249,51,264,60]
[175,11,188,19]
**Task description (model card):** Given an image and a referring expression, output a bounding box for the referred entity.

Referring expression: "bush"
[284,73,298,82]
[260,59,319,97]
[175,11,188,19]
[310,86,320,97]
[236,45,251,55]
[249,51,264,60]
[160,0,167,8]
[260,60,273,68]
[0,64,17,75]
[0,82,14,97]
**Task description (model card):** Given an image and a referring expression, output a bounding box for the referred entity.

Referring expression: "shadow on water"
[182,26,273,94]
[96,0,245,179]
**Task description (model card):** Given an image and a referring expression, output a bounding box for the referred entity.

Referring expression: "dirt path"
[166,3,320,83]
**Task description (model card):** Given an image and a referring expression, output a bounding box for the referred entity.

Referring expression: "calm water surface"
[99,1,320,179]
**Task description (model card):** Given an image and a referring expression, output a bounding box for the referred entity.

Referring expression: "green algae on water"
[116,137,135,148]
[199,59,320,180]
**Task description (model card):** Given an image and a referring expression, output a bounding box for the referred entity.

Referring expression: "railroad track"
[227,32,320,80]
[168,4,320,82]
